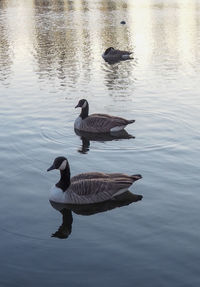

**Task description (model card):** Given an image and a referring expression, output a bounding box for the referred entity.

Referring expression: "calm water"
[1,0,200,286]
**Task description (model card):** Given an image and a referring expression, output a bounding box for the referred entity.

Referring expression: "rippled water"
[1,0,200,286]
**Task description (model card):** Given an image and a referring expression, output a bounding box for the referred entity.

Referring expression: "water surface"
[0,0,200,286]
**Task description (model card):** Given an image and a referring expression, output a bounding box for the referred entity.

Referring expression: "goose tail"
[135,194,143,201]
[131,174,142,182]
[127,119,135,124]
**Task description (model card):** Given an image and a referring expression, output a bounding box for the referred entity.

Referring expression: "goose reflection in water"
[104,58,133,65]
[50,191,142,239]
[74,129,135,154]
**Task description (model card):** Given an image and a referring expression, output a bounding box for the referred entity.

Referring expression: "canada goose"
[102,47,132,62]
[74,99,135,133]
[47,156,142,204]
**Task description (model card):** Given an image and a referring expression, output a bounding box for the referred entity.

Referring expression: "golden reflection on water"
[177,0,198,69]
[0,1,13,84]
[0,0,199,85]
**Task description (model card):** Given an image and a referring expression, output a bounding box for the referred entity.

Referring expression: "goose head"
[47,156,71,191]
[75,99,89,119]
[47,156,69,171]
[104,47,114,55]
[75,99,88,109]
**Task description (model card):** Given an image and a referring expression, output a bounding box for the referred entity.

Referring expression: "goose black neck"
[80,104,89,119]
[56,165,71,192]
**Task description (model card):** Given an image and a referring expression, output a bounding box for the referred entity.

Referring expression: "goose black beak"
[47,164,55,172]
[75,104,80,108]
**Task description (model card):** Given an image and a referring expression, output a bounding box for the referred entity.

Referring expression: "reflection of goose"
[47,156,142,204]
[50,191,143,239]
[74,99,135,133]
[102,47,133,63]
[51,209,73,239]
[51,191,143,215]
[74,129,135,154]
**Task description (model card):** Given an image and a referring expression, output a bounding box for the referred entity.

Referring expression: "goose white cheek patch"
[82,101,87,108]
[59,160,67,170]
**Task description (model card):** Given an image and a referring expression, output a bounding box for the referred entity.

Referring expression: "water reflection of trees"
[100,0,131,48]
[32,0,133,88]
[33,0,76,86]
[0,1,13,85]
[0,0,199,90]
[33,0,92,87]
[32,0,200,91]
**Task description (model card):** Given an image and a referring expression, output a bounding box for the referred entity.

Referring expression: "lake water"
[0,0,200,286]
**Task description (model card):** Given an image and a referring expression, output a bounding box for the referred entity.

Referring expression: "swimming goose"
[102,47,132,62]
[47,156,142,204]
[74,99,135,133]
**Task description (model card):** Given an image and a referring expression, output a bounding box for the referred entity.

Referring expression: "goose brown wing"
[71,172,110,183]
[70,178,133,197]
[111,49,132,56]
[71,172,141,183]
[84,114,131,132]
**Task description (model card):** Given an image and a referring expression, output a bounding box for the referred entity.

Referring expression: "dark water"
[0,0,200,286]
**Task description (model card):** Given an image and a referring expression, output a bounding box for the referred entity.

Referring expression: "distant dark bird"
[74,99,135,133]
[102,47,133,62]
[120,20,126,24]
